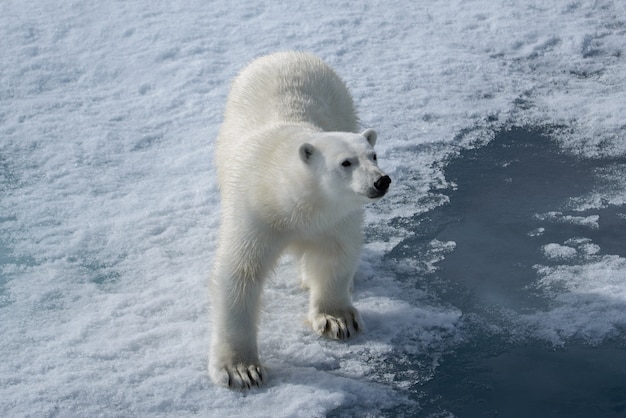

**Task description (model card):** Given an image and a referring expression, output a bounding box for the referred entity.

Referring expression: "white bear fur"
[209,51,389,389]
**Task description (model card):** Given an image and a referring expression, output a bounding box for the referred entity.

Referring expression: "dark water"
[388,128,626,417]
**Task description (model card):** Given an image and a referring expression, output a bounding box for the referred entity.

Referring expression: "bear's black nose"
[374,175,391,191]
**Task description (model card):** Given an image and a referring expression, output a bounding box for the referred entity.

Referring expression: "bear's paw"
[310,307,364,340]
[210,361,265,390]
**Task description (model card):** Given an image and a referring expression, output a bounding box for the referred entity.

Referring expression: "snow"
[1,0,626,416]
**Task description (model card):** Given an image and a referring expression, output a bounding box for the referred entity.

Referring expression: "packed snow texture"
[1,0,625,416]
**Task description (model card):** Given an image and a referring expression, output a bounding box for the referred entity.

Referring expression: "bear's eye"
[341,160,352,168]
[373,154,377,161]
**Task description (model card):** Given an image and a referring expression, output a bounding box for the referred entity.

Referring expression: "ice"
[2,0,626,416]
[567,164,626,211]
[535,212,600,229]
[542,243,578,260]
[529,255,626,345]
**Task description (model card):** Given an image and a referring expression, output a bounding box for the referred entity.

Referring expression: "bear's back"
[222,51,358,134]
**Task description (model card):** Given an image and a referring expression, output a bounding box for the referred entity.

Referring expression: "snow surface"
[1,0,626,416]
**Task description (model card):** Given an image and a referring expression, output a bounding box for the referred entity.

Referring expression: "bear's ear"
[299,143,315,163]
[362,128,377,147]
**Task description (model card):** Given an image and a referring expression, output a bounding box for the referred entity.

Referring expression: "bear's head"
[299,129,391,206]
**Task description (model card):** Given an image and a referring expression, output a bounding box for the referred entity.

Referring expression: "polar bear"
[209,51,391,389]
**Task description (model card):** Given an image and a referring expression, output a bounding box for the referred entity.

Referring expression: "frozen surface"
[1,0,626,416]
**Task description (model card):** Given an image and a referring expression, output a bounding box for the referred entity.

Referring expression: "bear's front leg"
[209,229,281,389]
[306,264,365,340]
[298,227,365,340]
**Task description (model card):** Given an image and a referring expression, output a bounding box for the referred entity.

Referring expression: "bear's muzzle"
[368,175,391,198]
